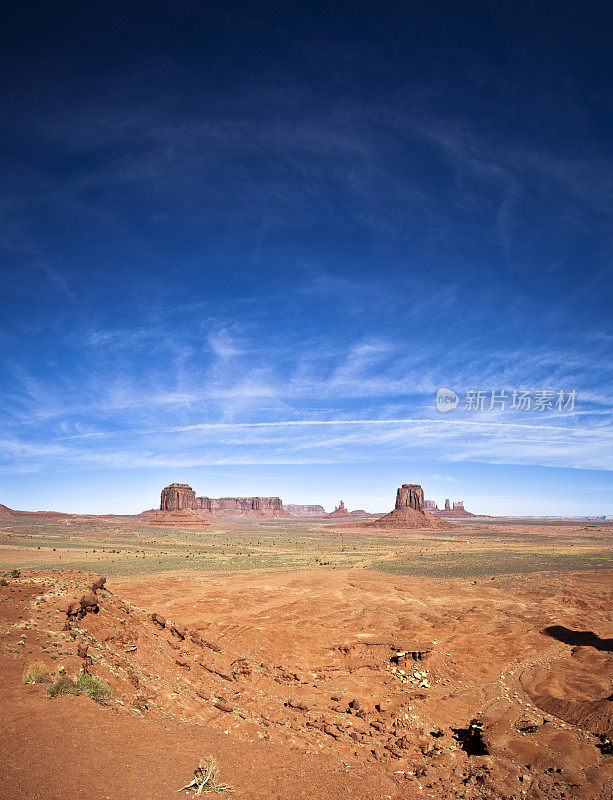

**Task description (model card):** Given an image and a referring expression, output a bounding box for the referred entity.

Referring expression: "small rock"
[171,623,187,640]
[287,698,310,711]
[214,701,233,713]
[76,641,89,659]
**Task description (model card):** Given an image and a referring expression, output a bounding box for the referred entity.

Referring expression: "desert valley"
[2,4,612,798]
[0,483,611,800]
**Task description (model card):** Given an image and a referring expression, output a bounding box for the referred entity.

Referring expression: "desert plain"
[0,510,611,800]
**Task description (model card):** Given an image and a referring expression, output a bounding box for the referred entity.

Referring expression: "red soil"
[1,567,610,799]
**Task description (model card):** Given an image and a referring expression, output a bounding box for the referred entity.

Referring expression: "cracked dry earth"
[0,567,611,800]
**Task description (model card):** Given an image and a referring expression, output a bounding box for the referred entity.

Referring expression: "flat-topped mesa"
[286,504,327,518]
[160,483,196,511]
[195,496,288,518]
[395,484,424,513]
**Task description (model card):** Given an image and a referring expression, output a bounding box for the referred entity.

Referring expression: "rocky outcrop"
[285,504,327,518]
[160,483,196,511]
[367,484,453,529]
[195,496,288,518]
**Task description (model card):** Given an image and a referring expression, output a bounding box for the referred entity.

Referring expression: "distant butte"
[146,484,209,526]
[367,484,453,529]
[326,500,351,519]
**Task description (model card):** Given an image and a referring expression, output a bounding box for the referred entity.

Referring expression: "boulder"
[79,591,99,611]
[151,613,166,629]
[91,575,106,591]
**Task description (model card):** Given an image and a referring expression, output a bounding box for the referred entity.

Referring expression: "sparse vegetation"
[23,661,49,684]
[178,758,233,795]
[75,673,112,703]
[46,675,77,697]
[10,569,20,578]
[45,672,112,703]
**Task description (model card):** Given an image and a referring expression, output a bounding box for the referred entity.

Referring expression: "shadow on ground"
[543,625,613,652]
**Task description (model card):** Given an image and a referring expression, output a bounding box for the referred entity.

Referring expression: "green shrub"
[10,569,20,578]
[75,673,112,704]
[23,661,49,684]
[0,579,7,587]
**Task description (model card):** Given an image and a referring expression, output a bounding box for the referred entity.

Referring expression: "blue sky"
[0,1,611,515]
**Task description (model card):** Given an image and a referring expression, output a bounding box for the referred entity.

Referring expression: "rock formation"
[395,484,424,513]
[367,484,453,529]
[160,483,196,511]
[285,504,327,518]
[195,496,288,518]
[431,499,476,518]
[146,483,209,526]
[327,500,351,518]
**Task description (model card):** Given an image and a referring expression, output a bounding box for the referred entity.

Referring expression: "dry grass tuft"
[23,661,49,684]
[46,675,78,698]
[46,673,112,703]
[178,758,233,795]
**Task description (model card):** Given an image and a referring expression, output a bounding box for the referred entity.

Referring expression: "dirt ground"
[0,517,611,799]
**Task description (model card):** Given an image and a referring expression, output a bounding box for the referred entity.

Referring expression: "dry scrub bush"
[46,675,78,698]
[23,661,49,684]
[178,757,233,795]
[46,673,112,704]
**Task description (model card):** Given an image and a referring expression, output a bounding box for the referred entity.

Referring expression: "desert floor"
[0,516,611,799]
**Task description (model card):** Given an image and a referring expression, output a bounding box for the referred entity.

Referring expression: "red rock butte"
[146,483,208,526]
[368,483,453,529]
[327,500,351,518]
[160,483,197,511]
